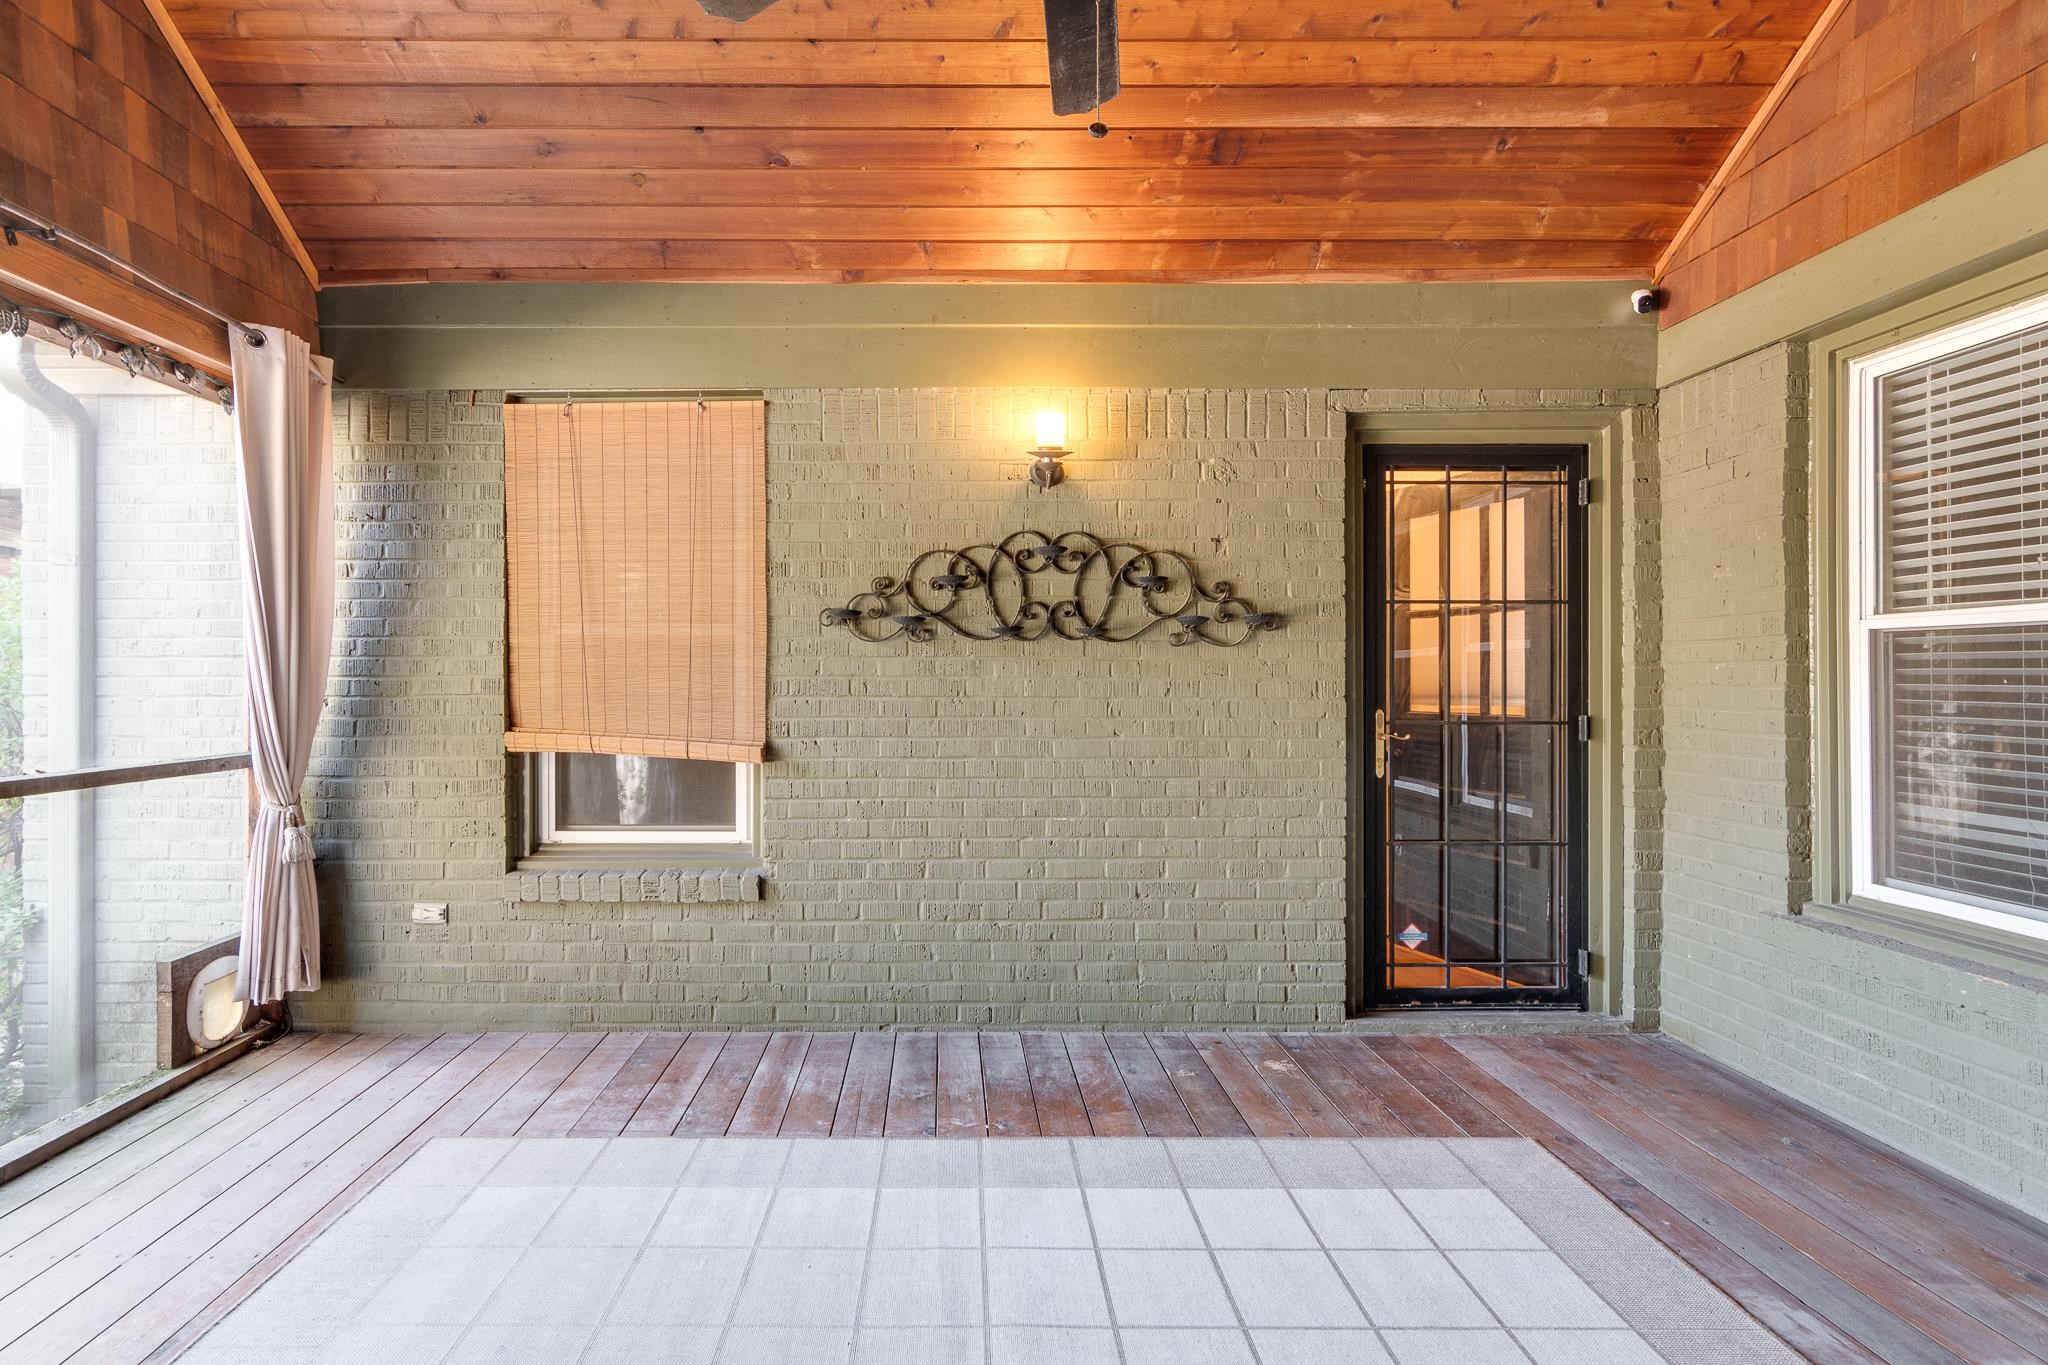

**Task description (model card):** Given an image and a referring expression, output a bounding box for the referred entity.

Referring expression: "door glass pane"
[1445,845,1500,962]
[1503,482,1559,602]
[1389,844,1444,989]
[1447,723,1503,840]
[1449,482,1505,602]
[1390,606,1442,721]
[1503,726,1557,843]
[1503,845,1556,963]
[1390,481,1446,601]
[1447,608,1489,716]
[1513,605,1563,721]
[1390,727,1443,841]
[554,754,737,831]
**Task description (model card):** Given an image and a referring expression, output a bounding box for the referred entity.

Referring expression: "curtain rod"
[0,195,266,350]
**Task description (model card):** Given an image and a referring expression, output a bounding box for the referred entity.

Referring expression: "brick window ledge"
[510,867,766,905]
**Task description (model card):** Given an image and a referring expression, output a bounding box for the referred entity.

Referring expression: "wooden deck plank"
[1187,1034,1302,1138]
[0,1032,317,1223]
[0,1034,404,1290]
[0,1033,347,1246]
[1227,1034,1358,1138]
[830,1033,895,1137]
[0,1035,451,1356]
[1148,1034,1254,1138]
[1061,1034,1144,1137]
[132,1031,550,1365]
[1317,1036,1463,1137]
[977,1033,1040,1137]
[1446,1037,1901,1365]
[1019,1033,1092,1137]
[3,1027,2040,1365]
[676,1033,774,1136]
[622,1032,727,1136]
[77,1032,524,1364]
[1364,1035,1521,1138]
[1276,1035,1411,1137]
[779,1033,854,1137]
[1103,1033,1199,1137]
[464,1033,601,1137]
[935,1032,987,1137]
[516,1031,650,1137]
[1523,1037,2043,1364]
[568,1033,690,1137]
[727,1033,811,1137]
[884,1034,939,1138]
[1568,1035,2048,1334]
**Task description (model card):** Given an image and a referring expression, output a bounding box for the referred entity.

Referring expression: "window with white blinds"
[1849,294,2048,939]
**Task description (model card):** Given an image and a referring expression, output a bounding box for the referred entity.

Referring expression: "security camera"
[1630,288,1661,315]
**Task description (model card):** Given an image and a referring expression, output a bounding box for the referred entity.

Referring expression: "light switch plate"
[411,902,449,925]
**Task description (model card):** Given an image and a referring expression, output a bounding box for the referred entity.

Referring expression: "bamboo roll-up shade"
[503,399,766,763]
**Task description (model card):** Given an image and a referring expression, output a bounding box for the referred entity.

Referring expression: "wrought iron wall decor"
[822,531,1283,646]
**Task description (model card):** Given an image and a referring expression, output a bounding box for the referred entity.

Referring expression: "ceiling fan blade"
[695,0,783,19]
[1042,0,1120,117]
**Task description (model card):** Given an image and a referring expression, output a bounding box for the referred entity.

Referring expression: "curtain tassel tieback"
[264,801,315,863]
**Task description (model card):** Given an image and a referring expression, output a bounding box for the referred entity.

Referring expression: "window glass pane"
[1877,624,2048,918]
[1,339,243,777]
[7,770,245,1142]
[1879,317,2048,611]
[553,753,738,831]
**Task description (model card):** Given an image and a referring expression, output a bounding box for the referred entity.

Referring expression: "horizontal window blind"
[503,399,766,764]
[1880,320,2048,611]
[1878,625,2048,913]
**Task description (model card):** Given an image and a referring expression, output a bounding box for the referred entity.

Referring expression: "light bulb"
[1034,409,1068,450]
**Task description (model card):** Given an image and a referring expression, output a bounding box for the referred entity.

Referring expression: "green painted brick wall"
[299,384,1649,1036]
[1650,342,2048,1221]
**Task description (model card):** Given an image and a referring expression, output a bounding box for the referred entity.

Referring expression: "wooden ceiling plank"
[311,239,1653,269]
[185,37,1794,88]
[161,0,1832,44]
[282,202,1684,243]
[263,166,1707,209]
[238,125,1733,173]
[216,84,1767,131]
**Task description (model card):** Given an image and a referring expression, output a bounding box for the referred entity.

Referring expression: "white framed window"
[530,753,754,850]
[1846,291,2048,943]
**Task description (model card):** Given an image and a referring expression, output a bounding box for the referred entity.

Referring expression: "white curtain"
[230,326,335,1004]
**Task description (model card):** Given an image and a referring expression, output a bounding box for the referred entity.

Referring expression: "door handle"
[1374,708,1412,780]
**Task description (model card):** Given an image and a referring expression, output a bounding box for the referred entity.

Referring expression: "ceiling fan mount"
[693,0,1121,120]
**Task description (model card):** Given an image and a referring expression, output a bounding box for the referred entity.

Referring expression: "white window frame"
[532,753,755,849]
[1845,290,2048,944]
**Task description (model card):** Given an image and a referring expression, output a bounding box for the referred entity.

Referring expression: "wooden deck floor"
[0,1030,2042,1364]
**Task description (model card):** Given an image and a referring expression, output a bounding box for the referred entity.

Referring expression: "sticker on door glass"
[1395,924,1428,949]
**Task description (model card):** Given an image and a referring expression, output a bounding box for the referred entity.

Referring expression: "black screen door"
[1358,445,1586,1008]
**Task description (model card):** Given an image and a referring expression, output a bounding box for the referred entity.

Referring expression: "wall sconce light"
[1029,409,1069,490]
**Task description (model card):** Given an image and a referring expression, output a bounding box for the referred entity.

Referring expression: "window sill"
[510,862,767,905]
[1797,897,2048,987]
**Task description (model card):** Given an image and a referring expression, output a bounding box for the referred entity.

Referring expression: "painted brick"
[1650,343,2047,1221]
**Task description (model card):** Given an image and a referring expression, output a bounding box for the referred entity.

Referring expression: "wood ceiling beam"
[187,38,1791,87]
[240,126,1733,173]
[220,84,1767,131]
[283,202,1684,243]
[161,0,1826,43]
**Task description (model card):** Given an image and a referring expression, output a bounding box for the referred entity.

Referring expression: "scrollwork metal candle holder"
[820,531,1284,646]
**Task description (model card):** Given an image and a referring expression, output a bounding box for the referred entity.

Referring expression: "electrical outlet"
[411,902,449,925]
